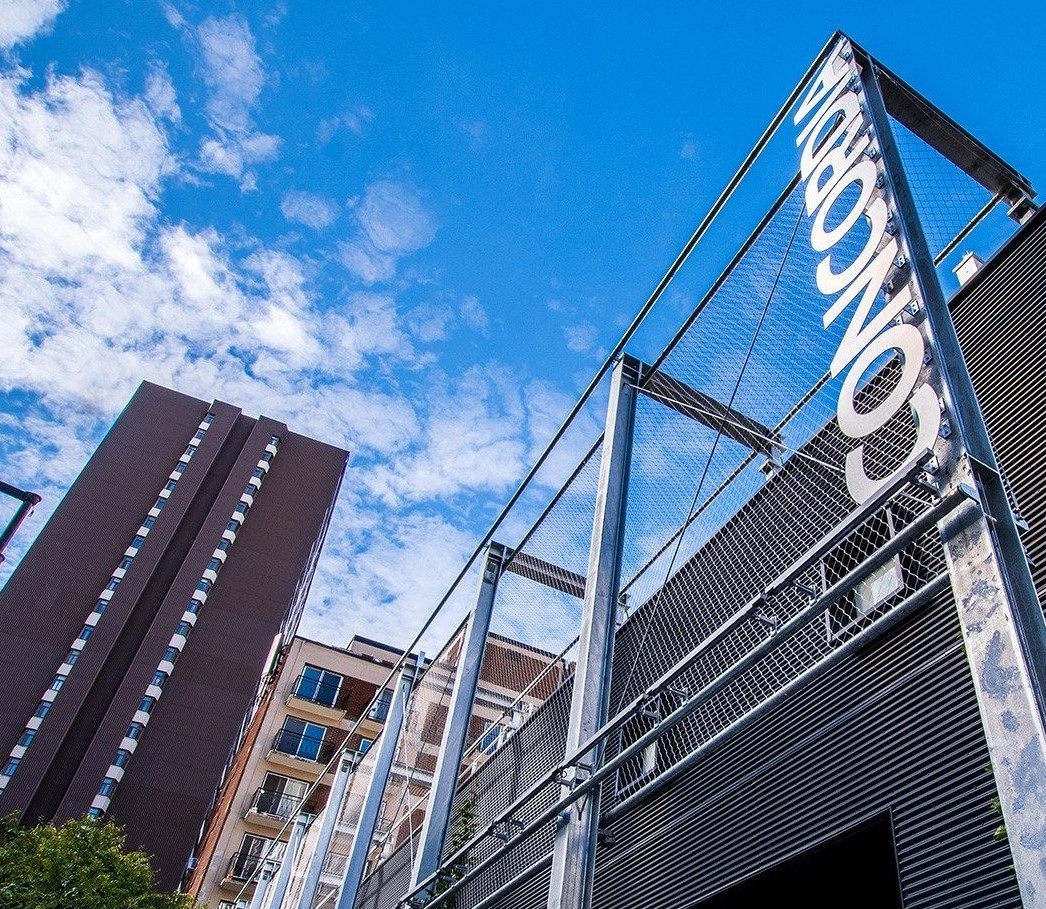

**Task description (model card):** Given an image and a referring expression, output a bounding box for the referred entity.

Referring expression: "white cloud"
[317,106,374,143]
[280,190,340,230]
[339,179,436,285]
[0,0,65,49]
[564,321,599,353]
[680,136,699,160]
[193,14,280,188]
[406,302,453,343]
[460,295,489,334]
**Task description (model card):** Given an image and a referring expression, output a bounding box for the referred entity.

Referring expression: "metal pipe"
[0,480,41,564]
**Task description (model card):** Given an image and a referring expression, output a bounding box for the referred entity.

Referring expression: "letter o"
[810,159,878,253]
[837,322,925,439]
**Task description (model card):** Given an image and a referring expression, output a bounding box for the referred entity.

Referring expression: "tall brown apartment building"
[0,381,348,890]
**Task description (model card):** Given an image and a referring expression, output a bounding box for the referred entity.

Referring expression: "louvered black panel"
[951,206,1046,603]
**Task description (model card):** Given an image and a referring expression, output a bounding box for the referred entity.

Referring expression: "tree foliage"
[0,813,199,909]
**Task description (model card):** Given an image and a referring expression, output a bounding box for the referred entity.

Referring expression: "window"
[176,621,192,637]
[252,467,265,479]
[217,538,231,553]
[79,625,94,641]
[163,647,179,664]
[358,738,372,754]
[64,649,79,666]
[164,479,177,492]
[50,675,65,692]
[203,413,214,425]
[131,535,146,549]
[17,729,35,748]
[196,579,212,593]
[184,444,197,458]
[151,670,168,689]
[119,557,133,571]
[87,806,104,819]
[99,777,117,797]
[243,484,255,497]
[153,497,166,511]
[274,717,326,761]
[368,688,393,722]
[126,721,145,740]
[254,773,309,818]
[234,502,248,515]
[113,749,131,768]
[106,578,120,592]
[269,435,280,445]
[295,665,343,708]
[139,696,157,714]
[260,451,273,463]
[185,600,201,615]
[226,521,239,533]
[95,599,107,614]
[2,757,20,777]
[171,462,185,476]
[143,517,156,530]
[207,558,221,573]
[480,722,502,755]
[34,701,51,719]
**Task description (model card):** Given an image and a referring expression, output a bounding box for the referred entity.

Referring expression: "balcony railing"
[271,729,337,764]
[226,851,262,882]
[250,786,312,820]
[290,672,349,710]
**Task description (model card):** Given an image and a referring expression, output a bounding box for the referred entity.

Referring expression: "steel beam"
[504,549,586,599]
[250,859,279,909]
[546,354,639,909]
[294,753,355,909]
[639,366,780,456]
[410,542,506,893]
[335,656,421,909]
[855,46,1046,907]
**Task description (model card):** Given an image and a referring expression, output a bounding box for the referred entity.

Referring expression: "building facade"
[188,634,401,908]
[0,381,348,890]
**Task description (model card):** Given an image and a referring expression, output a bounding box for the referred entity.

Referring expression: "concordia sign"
[794,45,942,505]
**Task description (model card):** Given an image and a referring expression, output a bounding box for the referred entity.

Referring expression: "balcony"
[245,787,314,829]
[224,851,262,884]
[286,672,349,722]
[267,729,337,773]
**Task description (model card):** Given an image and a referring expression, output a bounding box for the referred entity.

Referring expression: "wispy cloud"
[0,0,65,48]
[280,189,340,230]
[563,321,599,353]
[338,179,437,285]
[317,106,374,143]
[193,14,279,188]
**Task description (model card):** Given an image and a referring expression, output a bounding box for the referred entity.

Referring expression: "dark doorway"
[692,813,903,909]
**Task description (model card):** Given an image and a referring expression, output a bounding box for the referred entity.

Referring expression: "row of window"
[1,416,215,796]
[89,429,279,818]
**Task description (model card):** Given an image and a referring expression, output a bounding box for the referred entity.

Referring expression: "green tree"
[0,813,199,909]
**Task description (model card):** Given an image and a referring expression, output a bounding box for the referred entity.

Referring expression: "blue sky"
[1,0,1044,649]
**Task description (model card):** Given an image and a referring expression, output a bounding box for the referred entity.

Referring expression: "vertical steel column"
[250,858,280,909]
[295,753,355,909]
[269,812,311,909]
[547,355,639,909]
[410,542,506,893]
[856,48,1046,905]
[334,656,421,909]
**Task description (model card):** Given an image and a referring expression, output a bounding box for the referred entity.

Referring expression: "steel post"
[410,542,505,893]
[854,45,1046,906]
[335,656,421,909]
[295,753,356,909]
[250,858,279,909]
[268,812,311,909]
[546,355,639,909]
